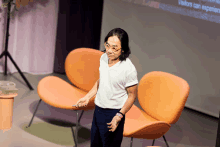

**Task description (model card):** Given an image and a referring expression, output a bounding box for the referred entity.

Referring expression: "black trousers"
[90,105,125,147]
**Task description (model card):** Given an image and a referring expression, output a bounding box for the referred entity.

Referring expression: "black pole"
[0,2,34,90]
[216,111,220,147]
[4,2,11,76]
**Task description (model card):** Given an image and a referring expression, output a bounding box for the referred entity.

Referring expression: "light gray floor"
[0,72,218,147]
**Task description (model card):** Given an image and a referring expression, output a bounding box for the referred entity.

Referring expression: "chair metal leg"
[163,135,169,147]
[73,110,84,147]
[72,110,82,147]
[77,110,84,124]
[152,139,155,146]
[26,99,42,128]
[71,110,85,147]
[130,137,133,147]
[71,127,77,147]
[76,110,79,146]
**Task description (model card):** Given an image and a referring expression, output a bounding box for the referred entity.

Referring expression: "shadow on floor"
[20,121,91,146]
[22,100,93,145]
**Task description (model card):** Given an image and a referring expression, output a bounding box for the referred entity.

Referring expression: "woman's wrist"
[118,111,124,116]
[116,113,123,119]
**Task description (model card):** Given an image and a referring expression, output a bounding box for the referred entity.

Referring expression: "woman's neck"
[108,59,120,64]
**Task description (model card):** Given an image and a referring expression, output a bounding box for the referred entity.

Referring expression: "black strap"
[118,111,124,116]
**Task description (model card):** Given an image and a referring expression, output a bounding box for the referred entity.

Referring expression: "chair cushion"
[37,76,95,110]
[65,48,103,92]
[123,104,171,139]
[137,71,190,124]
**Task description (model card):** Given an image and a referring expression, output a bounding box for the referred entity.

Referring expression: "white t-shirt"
[95,53,138,109]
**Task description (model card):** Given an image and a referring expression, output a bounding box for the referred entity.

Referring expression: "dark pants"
[91,105,125,147]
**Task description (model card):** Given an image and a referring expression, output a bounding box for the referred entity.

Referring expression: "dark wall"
[54,0,104,74]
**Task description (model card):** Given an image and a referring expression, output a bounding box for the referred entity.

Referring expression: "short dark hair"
[102,28,131,62]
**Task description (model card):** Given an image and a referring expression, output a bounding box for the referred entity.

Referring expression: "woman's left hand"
[107,115,121,132]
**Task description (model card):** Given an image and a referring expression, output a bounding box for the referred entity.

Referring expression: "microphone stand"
[0,1,33,90]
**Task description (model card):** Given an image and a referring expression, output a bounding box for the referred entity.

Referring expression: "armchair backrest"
[138,71,190,124]
[65,48,104,92]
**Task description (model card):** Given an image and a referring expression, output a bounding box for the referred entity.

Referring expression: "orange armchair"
[123,71,190,147]
[26,48,104,147]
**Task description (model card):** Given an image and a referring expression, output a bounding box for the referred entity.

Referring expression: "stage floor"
[0,72,217,147]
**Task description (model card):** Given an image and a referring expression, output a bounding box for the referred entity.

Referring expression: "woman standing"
[76,28,138,147]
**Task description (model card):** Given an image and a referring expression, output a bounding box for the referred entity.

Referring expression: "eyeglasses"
[104,43,121,53]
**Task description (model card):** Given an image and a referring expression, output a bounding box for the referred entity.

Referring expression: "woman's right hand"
[75,96,90,108]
